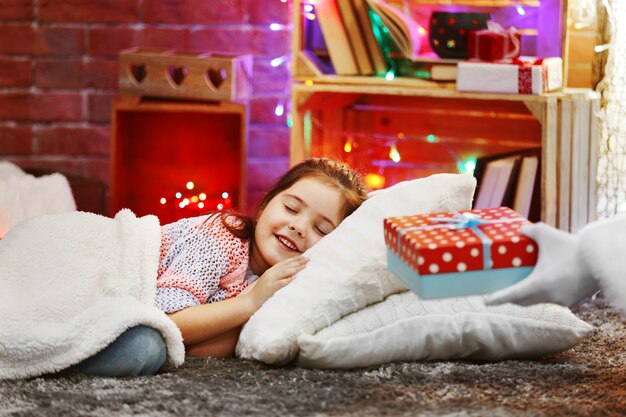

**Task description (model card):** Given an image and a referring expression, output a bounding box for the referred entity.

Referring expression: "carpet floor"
[1,296,624,417]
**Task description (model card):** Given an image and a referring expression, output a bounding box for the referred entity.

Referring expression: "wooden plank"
[557,95,572,230]
[587,94,600,223]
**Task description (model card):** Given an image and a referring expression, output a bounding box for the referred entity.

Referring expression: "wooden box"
[290,84,599,232]
[110,95,248,225]
[119,48,253,101]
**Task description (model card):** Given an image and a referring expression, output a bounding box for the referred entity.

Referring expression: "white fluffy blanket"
[0,209,185,380]
[0,161,76,238]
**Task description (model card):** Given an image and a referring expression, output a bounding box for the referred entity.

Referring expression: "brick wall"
[0,0,293,212]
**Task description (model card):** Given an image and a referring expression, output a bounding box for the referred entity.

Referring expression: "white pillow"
[297,292,593,368]
[236,173,477,364]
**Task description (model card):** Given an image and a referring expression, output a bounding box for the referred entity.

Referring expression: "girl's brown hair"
[219,157,368,240]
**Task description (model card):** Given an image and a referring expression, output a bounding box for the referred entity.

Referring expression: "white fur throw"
[579,213,626,315]
[0,209,185,380]
[237,173,477,364]
[0,161,76,238]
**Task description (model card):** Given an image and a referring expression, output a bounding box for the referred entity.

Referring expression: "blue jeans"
[67,325,167,377]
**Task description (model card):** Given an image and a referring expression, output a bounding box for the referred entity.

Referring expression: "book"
[473,148,542,221]
[302,12,334,75]
[315,0,360,75]
[512,154,540,220]
[337,0,373,75]
[473,156,521,209]
[365,0,422,61]
[351,0,387,75]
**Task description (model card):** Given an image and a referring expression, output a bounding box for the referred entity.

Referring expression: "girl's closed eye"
[284,204,298,214]
[314,224,332,236]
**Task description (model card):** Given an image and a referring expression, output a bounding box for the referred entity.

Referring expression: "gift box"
[467,23,521,61]
[456,57,562,95]
[384,207,538,299]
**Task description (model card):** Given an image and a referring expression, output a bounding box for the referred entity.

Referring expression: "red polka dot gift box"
[384,207,538,299]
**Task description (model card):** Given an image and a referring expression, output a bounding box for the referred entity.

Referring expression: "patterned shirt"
[155,214,252,313]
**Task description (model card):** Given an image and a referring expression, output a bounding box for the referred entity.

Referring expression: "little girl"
[71,157,368,376]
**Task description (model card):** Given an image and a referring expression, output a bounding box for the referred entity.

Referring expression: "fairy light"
[186,181,194,190]
[274,103,285,117]
[344,136,353,153]
[175,192,182,199]
[463,158,477,174]
[271,54,289,67]
[365,173,385,189]
[222,192,229,199]
[389,143,401,162]
[160,198,167,204]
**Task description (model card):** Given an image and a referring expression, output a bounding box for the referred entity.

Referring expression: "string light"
[344,136,353,153]
[389,142,401,162]
[271,54,290,67]
[275,102,285,116]
[162,181,233,213]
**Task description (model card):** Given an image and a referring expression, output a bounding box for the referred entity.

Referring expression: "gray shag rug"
[1,296,624,417]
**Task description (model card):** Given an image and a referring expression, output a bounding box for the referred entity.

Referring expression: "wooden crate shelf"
[110,95,248,224]
[290,83,599,232]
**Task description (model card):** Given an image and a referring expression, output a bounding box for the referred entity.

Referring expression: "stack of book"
[313,0,458,80]
[472,148,542,222]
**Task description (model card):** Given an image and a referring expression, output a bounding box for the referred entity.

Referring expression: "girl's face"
[250,177,344,275]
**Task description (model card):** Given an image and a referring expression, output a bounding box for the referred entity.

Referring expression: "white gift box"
[456,57,563,95]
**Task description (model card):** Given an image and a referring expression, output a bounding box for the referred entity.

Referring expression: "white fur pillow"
[237,173,477,364]
[0,161,76,238]
[297,292,593,368]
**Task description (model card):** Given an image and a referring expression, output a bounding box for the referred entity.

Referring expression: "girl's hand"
[247,255,307,310]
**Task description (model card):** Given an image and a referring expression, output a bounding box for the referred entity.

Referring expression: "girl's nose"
[289,223,305,238]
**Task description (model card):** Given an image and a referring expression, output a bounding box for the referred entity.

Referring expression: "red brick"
[248,125,289,157]
[250,27,291,55]
[136,28,191,50]
[251,60,291,95]
[0,58,32,87]
[86,59,119,90]
[34,59,119,89]
[89,27,136,57]
[0,25,84,56]
[250,97,289,125]
[40,0,140,23]
[35,60,88,89]
[192,28,255,55]
[0,124,33,154]
[14,157,86,178]
[0,93,83,122]
[87,92,115,123]
[82,157,110,185]
[249,0,291,25]
[0,0,34,20]
[144,0,246,24]
[36,126,110,155]
[246,157,289,190]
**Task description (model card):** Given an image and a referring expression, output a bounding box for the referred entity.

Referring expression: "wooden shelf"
[289,0,598,231]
